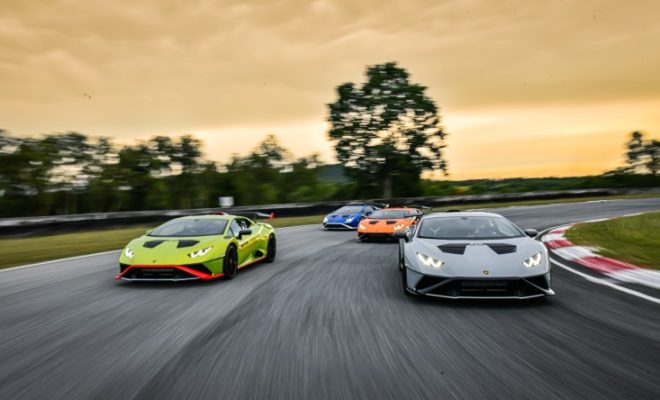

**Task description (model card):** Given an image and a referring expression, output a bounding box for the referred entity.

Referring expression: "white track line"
[0,250,120,273]
[551,257,660,305]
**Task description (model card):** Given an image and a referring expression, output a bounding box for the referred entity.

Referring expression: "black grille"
[415,276,547,298]
[124,267,194,280]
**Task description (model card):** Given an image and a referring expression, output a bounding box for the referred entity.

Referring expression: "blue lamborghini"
[322,203,381,230]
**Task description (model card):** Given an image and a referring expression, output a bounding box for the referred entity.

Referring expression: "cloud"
[0,0,659,178]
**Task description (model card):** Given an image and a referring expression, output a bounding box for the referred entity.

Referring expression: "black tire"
[223,245,238,279]
[358,234,367,242]
[265,235,276,263]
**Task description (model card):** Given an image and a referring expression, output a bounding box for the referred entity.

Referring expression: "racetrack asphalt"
[1,198,659,399]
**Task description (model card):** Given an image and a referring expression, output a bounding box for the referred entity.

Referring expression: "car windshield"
[335,206,364,214]
[417,216,523,239]
[148,219,228,237]
[369,210,414,219]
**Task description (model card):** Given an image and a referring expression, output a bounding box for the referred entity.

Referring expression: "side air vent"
[143,240,164,248]
[177,240,200,248]
[438,244,467,255]
[487,244,517,255]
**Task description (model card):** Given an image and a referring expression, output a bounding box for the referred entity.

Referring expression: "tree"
[626,131,646,173]
[327,62,447,198]
[625,131,659,175]
[646,140,659,176]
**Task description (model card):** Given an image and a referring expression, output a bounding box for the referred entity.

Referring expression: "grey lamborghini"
[395,211,554,299]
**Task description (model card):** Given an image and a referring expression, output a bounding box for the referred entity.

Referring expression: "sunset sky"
[1,0,659,180]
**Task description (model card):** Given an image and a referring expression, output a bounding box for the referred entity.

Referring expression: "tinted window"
[335,206,364,214]
[149,219,228,237]
[369,210,416,219]
[229,220,241,236]
[237,218,252,229]
[417,216,523,240]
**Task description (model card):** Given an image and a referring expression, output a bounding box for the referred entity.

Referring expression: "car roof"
[421,211,504,219]
[378,207,418,211]
[174,214,239,221]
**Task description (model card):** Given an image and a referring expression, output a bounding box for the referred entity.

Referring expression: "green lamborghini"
[115,213,276,281]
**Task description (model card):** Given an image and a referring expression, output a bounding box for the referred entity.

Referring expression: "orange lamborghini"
[357,207,425,241]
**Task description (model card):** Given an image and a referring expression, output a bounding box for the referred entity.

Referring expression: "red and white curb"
[542,222,660,291]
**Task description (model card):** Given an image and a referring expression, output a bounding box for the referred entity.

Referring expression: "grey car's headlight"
[417,252,444,269]
[124,248,134,258]
[323,216,328,223]
[523,252,543,268]
[188,246,213,258]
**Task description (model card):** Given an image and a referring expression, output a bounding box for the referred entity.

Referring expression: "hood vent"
[177,240,200,248]
[143,240,165,248]
[438,244,467,255]
[386,220,397,225]
[369,221,379,225]
[487,243,517,254]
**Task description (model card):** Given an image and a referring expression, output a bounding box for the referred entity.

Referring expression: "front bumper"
[357,231,397,240]
[404,268,554,299]
[323,222,357,230]
[116,263,224,281]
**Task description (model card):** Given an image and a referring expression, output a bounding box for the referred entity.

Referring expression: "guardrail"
[0,188,657,236]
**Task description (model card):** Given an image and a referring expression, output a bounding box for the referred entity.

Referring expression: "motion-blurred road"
[1,198,659,399]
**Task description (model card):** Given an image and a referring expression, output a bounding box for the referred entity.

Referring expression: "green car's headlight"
[417,252,444,269]
[523,252,543,268]
[124,248,134,258]
[188,246,213,259]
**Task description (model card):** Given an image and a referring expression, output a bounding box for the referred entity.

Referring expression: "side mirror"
[393,230,409,242]
[238,228,252,238]
[366,211,372,216]
[524,229,538,238]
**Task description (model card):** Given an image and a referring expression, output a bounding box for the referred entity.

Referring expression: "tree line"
[1,62,657,218]
[0,130,351,218]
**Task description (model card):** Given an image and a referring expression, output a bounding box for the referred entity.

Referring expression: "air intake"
[438,244,467,255]
[487,243,517,255]
[177,240,200,248]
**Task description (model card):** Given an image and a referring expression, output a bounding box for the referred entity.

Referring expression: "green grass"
[0,193,657,270]
[565,211,660,270]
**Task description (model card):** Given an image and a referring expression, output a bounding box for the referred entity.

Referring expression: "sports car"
[396,211,554,299]
[357,207,424,241]
[322,203,381,230]
[115,213,276,281]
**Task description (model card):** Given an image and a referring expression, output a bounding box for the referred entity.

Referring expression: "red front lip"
[115,264,224,280]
